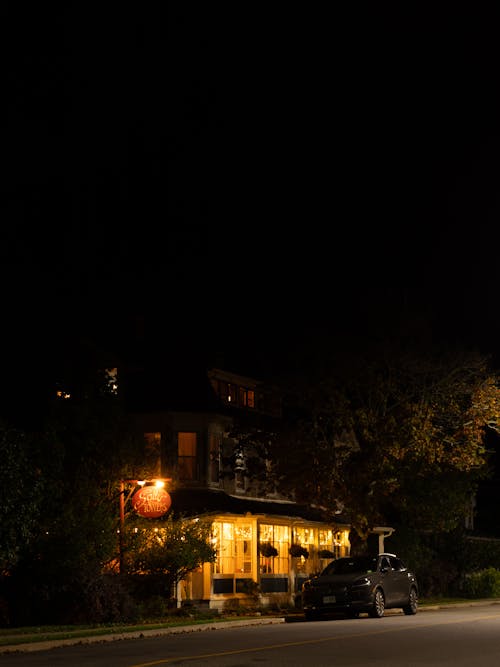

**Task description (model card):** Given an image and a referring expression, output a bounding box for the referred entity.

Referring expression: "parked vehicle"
[301,552,418,620]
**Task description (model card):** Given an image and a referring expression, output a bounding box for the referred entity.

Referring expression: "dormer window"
[239,387,255,408]
[208,368,280,416]
[212,378,255,409]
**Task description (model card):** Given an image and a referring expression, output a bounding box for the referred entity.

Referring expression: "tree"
[0,423,43,575]
[124,513,216,599]
[6,371,150,624]
[271,343,500,551]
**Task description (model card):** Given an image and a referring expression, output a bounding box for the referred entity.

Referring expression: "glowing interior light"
[155,480,165,488]
[137,480,146,486]
[56,390,71,399]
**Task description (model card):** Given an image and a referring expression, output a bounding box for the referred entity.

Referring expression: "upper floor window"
[211,379,256,409]
[105,368,118,395]
[208,368,281,417]
[56,389,71,400]
[239,387,255,408]
[178,432,197,481]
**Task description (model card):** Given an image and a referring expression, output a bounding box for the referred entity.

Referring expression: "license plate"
[323,595,336,604]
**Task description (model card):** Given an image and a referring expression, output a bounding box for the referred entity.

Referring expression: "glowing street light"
[118,478,172,573]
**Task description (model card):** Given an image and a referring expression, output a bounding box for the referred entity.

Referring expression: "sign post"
[118,478,172,573]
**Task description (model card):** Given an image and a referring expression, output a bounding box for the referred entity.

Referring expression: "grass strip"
[0,616,265,647]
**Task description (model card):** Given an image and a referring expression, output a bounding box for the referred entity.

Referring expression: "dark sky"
[3,5,500,395]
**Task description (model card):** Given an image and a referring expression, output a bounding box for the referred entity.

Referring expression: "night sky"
[3,5,500,408]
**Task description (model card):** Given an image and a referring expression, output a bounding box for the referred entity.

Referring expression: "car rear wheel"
[403,587,418,615]
[369,589,385,618]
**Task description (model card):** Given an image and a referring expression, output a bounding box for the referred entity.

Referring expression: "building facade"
[123,365,390,610]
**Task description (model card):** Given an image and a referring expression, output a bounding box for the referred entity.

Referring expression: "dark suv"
[301,552,418,620]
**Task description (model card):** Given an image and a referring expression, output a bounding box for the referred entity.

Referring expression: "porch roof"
[168,487,350,526]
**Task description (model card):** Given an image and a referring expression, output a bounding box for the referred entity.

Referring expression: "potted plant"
[259,542,278,558]
[289,544,309,559]
[318,549,335,559]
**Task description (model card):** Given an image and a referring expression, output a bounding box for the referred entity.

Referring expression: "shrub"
[71,573,141,624]
[461,568,500,599]
[237,578,261,601]
[460,539,500,572]
[138,595,171,619]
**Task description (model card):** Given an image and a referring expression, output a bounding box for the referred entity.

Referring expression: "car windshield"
[322,557,378,576]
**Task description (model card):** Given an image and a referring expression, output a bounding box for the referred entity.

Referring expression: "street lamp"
[118,478,172,573]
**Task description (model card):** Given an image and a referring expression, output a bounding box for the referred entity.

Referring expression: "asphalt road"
[2,602,500,667]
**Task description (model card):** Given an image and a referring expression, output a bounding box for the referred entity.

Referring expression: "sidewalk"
[2,600,500,654]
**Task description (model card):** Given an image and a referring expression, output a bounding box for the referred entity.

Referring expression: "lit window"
[235,524,253,573]
[293,527,315,572]
[178,432,197,480]
[239,387,255,408]
[259,523,289,574]
[105,368,118,394]
[56,390,71,400]
[213,521,235,574]
[212,522,253,577]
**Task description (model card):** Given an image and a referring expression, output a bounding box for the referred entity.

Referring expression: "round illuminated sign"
[132,486,172,518]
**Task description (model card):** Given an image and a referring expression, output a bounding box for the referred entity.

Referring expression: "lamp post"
[118,478,172,573]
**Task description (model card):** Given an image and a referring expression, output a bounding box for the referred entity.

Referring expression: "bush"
[460,568,500,598]
[459,538,500,572]
[387,526,500,598]
[137,595,171,619]
[1,569,140,626]
[70,573,140,624]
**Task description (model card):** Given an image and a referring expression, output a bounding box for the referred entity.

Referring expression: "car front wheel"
[403,587,418,615]
[369,589,385,618]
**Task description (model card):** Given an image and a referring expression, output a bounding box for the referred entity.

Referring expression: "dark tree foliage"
[0,423,43,575]
[123,513,216,598]
[4,374,149,625]
[269,340,500,549]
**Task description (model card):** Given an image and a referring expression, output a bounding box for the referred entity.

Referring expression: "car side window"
[380,557,391,571]
[390,557,405,571]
